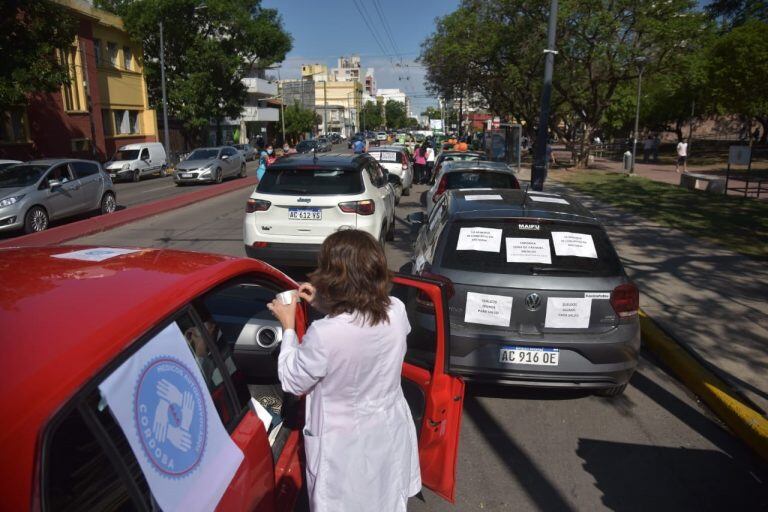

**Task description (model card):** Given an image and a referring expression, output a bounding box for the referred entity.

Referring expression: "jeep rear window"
[444,171,518,189]
[257,167,364,195]
[438,220,622,276]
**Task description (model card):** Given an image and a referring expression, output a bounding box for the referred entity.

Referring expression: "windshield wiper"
[279,187,310,194]
[530,266,586,275]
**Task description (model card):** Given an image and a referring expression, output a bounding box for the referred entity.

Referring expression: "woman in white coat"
[268,229,421,512]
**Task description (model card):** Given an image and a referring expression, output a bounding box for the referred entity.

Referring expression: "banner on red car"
[99,322,244,511]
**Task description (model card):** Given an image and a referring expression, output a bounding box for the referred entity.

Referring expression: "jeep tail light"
[433,177,447,203]
[416,269,455,314]
[611,283,639,318]
[338,199,375,215]
[246,198,271,213]
[402,161,408,170]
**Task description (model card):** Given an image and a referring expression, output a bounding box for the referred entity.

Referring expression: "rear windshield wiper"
[278,187,310,194]
[530,266,587,275]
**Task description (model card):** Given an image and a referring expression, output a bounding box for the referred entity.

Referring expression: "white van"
[104,142,167,182]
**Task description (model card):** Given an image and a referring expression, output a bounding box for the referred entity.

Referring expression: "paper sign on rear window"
[506,238,551,264]
[529,196,569,205]
[464,292,513,327]
[380,152,397,161]
[544,297,592,328]
[464,194,503,201]
[456,227,502,252]
[551,232,598,258]
[368,151,381,160]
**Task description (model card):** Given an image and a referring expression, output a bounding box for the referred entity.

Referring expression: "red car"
[0,246,464,511]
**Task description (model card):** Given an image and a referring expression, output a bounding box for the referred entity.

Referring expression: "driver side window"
[41,164,72,189]
[140,148,149,160]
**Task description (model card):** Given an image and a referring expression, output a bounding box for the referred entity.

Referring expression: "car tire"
[595,383,627,397]
[403,186,411,197]
[386,219,395,241]
[100,192,117,215]
[132,170,140,182]
[239,164,247,178]
[215,168,223,184]
[379,227,386,247]
[24,206,49,234]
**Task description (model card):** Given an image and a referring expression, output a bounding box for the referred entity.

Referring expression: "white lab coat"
[278,297,421,512]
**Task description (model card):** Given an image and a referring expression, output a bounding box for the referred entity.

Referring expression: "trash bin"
[623,151,632,172]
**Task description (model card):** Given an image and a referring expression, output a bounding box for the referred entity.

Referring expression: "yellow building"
[301,63,363,136]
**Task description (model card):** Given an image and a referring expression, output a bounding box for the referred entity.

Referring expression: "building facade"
[215,67,280,146]
[0,0,157,162]
[280,79,316,111]
[331,55,361,83]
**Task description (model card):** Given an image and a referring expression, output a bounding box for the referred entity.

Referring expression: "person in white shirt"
[425,143,436,183]
[675,139,688,173]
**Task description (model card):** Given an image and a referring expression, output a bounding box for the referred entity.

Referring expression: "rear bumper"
[245,242,321,267]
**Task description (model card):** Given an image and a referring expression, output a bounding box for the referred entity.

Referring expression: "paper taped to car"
[544,297,592,328]
[551,232,598,258]
[506,238,552,264]
[464,292,513,327]
[456,227,502,252]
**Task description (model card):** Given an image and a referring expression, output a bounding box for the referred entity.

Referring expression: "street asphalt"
[67,146,768,511]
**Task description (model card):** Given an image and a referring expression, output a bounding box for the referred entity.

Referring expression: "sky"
[260,0,461,113]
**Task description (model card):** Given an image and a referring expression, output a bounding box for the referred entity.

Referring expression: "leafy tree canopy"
[385,100,408,130]
[281,102,316,142]
[361,100,383,130]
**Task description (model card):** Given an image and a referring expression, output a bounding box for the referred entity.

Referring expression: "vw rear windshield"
[445,171,517,189]
[438,220,622,276]
[257,167,364,195]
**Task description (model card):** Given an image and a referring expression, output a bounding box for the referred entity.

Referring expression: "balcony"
[242,77,277,97]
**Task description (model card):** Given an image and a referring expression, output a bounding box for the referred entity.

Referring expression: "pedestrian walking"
[643,135,653,163]
[675,138,688,173]
[256,148,268,181]
[268,230,421,512]
[652,135,660,163]
[413,144,427,184]
[425,143,436,183]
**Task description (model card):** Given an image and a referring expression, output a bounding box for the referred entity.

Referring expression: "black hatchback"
[404,189,640,396]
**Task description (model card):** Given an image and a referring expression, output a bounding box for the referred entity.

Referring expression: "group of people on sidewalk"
[412,143,435,184]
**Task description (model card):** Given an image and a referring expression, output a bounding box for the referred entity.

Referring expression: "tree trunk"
[675,119,684,142]
[758,116,768,144]
[577,125,590,168]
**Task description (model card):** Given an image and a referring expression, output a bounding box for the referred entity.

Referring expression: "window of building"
[101,109,113,136]
[0,110,28,144]
[111,110,141,135]
[123,46,132,70]
[59,44,86,112]
[70,139,92,153]
[93,39,102,66]
[107,42,118,67]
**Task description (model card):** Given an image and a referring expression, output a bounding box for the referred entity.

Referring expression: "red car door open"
[393,274,465,503]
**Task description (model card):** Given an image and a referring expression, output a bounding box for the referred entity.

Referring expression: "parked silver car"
[174,146,246,185]
[234,143,257,162]
[0,159,116,234]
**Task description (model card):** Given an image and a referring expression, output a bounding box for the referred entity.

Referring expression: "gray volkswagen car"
[0,159,116,234]
[403,189,640,396]
[174,146,246,185]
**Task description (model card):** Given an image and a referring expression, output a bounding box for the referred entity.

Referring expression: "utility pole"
[323,80,328,136]
[531,0,558,191]
[458,94,463,137]
[159,22,170,160]
[630,59,645,175]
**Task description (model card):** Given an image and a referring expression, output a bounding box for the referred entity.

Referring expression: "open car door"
[393,274,465,502]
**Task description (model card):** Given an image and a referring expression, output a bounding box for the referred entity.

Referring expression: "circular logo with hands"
[134,357,207,478]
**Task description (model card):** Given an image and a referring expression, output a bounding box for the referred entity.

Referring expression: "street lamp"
[630,56,647,175]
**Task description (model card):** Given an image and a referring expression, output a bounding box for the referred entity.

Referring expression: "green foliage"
[384,100,408,130]
[421,106,440,119]
[0,1,78,110]
[706,0,768,28]
[281,102,315,141]
[361,100,382,130]
[111,0,291,143]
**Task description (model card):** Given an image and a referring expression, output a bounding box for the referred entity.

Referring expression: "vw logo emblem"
[525,293,541,311]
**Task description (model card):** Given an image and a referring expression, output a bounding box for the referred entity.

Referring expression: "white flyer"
[456,227,502,252]
[551,232,598,258]
[380,151,397,161]
[368,151,381,160]
[529,195,569,205]
[464,292,513,327]
[465,194,503,201]
[99,323,244,512]
[506,238,552,264]
[53,247,141,262]
[545,297,593,328]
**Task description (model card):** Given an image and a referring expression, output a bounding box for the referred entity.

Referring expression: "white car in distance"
[243,153,396,267]
[366,146,414,200]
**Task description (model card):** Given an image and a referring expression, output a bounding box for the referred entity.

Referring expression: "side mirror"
[406,212,425,225]
[222,155,229,160]
[48,179,62,189]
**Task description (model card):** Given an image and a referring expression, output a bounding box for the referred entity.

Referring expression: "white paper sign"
[585,292,610,299]
[456,227,502,252]
[380,151,397,161]
[506,237,551,264]
[368,151,381,160]
[464,292,513,327]
[53,247,140,262]
[529,195,569,205]
[551,232,598,258]
[528,190,560,197]
[545,297,592,328]
[465,194,503,201]
[99,323,244,512]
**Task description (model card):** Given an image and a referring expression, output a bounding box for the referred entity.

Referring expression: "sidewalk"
[530,168,768,416]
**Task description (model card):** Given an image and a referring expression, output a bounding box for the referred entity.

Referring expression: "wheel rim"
[217,170,222,183]
[31,209,47,231]
[134,171,139,182]
[103,194,116,213]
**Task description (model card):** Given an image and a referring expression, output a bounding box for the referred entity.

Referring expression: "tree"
[361,100,383,130]
[0,1,78,110]
[385,101,408,130]
[103,0,291,145]
[281,102,316,142]
[421,106,441,119]
[706,0,767,28]
[706,20,768,142]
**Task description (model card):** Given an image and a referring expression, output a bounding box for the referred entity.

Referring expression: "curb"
[0,176,257,248]
[640,310,768,461]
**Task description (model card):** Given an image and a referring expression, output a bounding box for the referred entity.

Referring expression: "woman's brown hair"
[309,229,392,326]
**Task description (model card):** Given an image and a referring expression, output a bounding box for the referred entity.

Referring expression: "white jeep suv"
[243,153,396,267]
